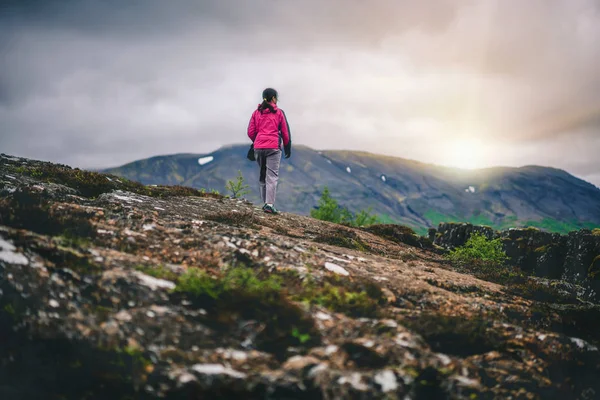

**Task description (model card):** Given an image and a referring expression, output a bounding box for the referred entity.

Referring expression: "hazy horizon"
[2,1,600,186]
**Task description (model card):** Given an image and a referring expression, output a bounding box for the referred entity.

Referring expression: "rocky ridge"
[1,153,600,400]
[431,223,600,300]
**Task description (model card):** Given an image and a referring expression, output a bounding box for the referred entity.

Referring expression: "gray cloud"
[1,0,599,186]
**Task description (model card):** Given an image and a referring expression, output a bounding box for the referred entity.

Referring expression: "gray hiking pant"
[254,149,281,205]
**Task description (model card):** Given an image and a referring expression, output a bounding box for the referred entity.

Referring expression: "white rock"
[178,373,197,384]
[191,364,246,379]
[135,272,176,291]
[346,166,352,174]
[338,373,367,391]
[4,175,16,180]
[570,337,598,351]
[315,311,332,321]
[324,262,349,276]
[0,237,28,265]
[142,224,156,231]
[113,194,144,203]
[436,353,452,365]
[381,175,387,182]
[327,255,350,264]
[374,370,398,392]
[453,375,480,387]
[115,310,133,322]
[48,299,60,308]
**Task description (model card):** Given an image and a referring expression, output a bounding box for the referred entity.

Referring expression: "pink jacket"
[247,103,291,150]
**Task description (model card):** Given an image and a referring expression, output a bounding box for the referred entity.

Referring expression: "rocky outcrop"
[432,223,600,291]
[2,154,600,400]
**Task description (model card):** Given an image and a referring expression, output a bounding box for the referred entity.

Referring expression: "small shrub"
[225,170,250,198]
[353,208,379,227]
[311,186,378,227]
[311,187,341,223]
[447,233,508,266]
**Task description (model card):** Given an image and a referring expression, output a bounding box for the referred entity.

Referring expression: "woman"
[247,88,291,214]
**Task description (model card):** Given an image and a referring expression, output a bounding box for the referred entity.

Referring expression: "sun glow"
[445,138,485,170]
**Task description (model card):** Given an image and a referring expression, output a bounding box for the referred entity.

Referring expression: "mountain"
[104,145,600,234]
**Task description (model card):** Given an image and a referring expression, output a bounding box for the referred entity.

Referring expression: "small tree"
[310,187,342,223]
[226,170,250,198]
[311,187,379,227]
[353,208,379,227]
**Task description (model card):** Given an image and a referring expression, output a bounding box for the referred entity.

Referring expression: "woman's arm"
[247,111,258,142]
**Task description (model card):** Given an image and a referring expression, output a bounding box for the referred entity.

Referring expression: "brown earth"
[1,153,599,400]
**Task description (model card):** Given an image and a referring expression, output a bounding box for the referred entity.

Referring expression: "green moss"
[588,255,600,280]
[295,276,386,318]
[534,245,549,253]
[174,267,319,359]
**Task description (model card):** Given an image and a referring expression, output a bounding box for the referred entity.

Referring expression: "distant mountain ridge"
[104,145,600,234]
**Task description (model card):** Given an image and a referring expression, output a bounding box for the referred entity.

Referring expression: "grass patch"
[296,276,387,318]
[173,267,319,359]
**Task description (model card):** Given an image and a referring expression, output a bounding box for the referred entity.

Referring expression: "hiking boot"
[263,204,279,214]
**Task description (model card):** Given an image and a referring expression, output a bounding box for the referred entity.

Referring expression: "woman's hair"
[258,88,278,113]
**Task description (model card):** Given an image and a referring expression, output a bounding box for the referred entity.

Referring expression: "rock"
[282,355,321,372]
[324,262,349,276]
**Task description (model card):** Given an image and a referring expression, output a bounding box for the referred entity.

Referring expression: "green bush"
[311,186,378,227]
[447,233,508,267]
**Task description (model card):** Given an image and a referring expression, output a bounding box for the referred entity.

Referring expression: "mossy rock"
[363,224,433,249]
[589,255,600,280]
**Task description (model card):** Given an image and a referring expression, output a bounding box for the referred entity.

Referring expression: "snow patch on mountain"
[198,156,214,166]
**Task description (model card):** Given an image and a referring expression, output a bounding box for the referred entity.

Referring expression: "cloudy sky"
[1,0,599,186]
